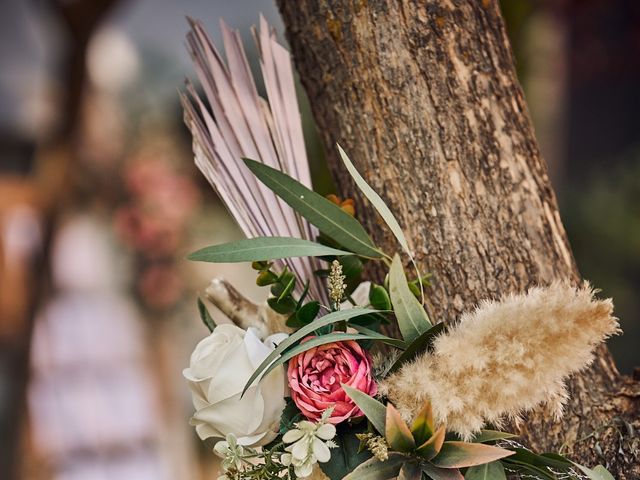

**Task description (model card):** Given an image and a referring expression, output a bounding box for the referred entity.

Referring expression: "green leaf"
[470,430,517,444]
[398,462,422,480]
[465,461,506,480]
[385,403,416,452]
[369,284,392,310]
[415,425,446,461]
[267,296,297,314]
[279,397,303,435]
[350,325,406,349]
[244,158,382,258]
[197,298,216,332]
[503,447,573,476]
[573,463,615,480]
[242,308,379,395]
[188,237,351,263]
[500,460,556,480]
[341,385,387,434]
[337,144,425,302]
[389,254,432,343]
[297,301,320,324]
[501,449,558,480]
[337,144,410,256]
[319,423,372,480]
[431,442,515,468]
[342,453,405,480]
[385,322,445,375]
[422,463,464,480]
[277,274,296,301]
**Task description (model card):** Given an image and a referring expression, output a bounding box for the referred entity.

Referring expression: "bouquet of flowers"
[180,17,619,480]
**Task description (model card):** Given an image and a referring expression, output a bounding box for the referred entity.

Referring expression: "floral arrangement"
[180,16,619,480]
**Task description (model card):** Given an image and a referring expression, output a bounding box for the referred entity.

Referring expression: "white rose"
[183,324,288,447]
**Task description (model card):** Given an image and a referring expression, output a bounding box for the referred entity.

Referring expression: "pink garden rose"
[288,340,377,424]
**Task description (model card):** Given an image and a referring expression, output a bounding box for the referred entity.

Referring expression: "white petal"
[312,438,331,463]
[213,441,229,457]
[316,424,336,440]
[291,439,310,460]
[283,429,304,443]
[295,461,315,478]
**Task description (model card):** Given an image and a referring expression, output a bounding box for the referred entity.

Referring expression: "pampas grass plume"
[381,282,620,440]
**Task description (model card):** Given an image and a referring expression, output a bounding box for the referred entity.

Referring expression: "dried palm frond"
[381,282,620,440]
[181,16,327,302]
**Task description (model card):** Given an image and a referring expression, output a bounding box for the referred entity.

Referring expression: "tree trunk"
[277,0,639,476]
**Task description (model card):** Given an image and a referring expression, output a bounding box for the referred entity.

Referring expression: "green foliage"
[385,322,446,376]
[279,397,303,435]
[389,254,432,343]
[337,144,410,257]
[341,385,387,435]
[470,430,517,443]
[188,236,351,263]
[464,461,506,480]
[197,297,216,333]
[342,453,405,480]
[286,301,320,328]
[319,422,373,480]
[369,284,392,310]
[431,442,514,469]
[244,158,383,258]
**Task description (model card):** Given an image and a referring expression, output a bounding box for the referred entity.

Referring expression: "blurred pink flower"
[138,264,184,310]
[288,340,377,424]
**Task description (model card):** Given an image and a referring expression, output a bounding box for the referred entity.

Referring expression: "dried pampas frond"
[181,16,327,303]
[381,282,620,440]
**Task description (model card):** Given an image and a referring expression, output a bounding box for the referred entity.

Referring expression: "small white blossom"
[281,410,337,478]
[213,434,245,473]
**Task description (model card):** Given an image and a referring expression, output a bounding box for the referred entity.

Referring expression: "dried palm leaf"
[181,16,327,302]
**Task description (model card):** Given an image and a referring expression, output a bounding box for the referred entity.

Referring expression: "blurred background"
[0,0,638,479]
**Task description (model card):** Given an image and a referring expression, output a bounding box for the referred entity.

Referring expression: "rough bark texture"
[277,0,639,477]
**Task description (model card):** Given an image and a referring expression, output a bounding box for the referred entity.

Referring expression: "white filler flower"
[281,411,337,478]
[183,324,288,446]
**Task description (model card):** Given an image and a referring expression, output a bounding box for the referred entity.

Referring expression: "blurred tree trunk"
[277,0,639,477]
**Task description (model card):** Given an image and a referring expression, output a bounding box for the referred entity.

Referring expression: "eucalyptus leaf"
[342,453,405,480]
[341,385,387,434]
[244,158,383,258]
[337,144,410,255]
[188,237,351,263]
[389,254,432,343]
[337,144,425,302]
[197,297,216,332]
[464,461,506,480]
[242,308,379,395]
[351,325,406,349]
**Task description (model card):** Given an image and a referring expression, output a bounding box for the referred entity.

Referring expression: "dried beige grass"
[381,282,620,440]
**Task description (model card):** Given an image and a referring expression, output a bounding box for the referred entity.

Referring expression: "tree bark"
[277,0,639,477]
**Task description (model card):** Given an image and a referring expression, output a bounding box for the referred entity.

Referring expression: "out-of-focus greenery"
[562,151,640,373]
